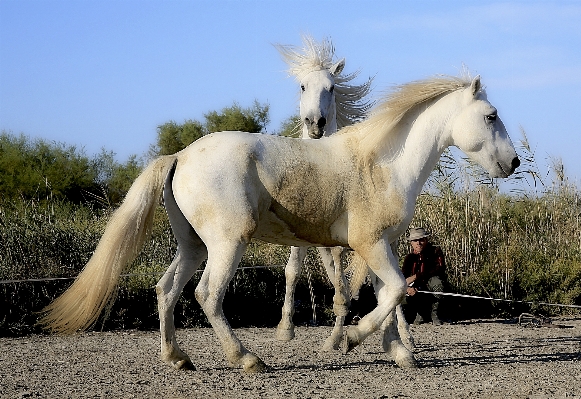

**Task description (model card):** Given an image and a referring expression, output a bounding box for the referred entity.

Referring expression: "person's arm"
[431,246,446,277]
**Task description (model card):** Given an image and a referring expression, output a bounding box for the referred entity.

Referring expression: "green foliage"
[150,100,270,156]
[0,199,104,282]
[91,149,145,205]
[0,132,145,206]
[154,119,205,156]
[205,100,270,134]
[0,132,100,203]
[3,116,580,335]
[277,114,301,138]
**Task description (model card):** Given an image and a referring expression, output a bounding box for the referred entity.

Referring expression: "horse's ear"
[330,58,345,76]
[470,75,482,97]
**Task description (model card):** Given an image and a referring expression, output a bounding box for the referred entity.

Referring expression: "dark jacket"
[401,243,446,288]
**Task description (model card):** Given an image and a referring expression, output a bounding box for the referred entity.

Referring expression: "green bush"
[0,200,335,336]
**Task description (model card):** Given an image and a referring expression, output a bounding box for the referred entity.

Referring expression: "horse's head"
[299,58,345,139]
[451,76,520,178]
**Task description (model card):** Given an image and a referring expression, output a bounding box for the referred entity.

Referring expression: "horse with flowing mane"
[274,35,377,350]
[40,73,519,373]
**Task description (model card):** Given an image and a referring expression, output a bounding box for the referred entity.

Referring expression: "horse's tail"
[346,252,369,299]
[38,155,178,334]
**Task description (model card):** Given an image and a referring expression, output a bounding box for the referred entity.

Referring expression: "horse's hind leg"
[276,246,307,341]
[195,240,267,373]
[156,169,207,370]
[380,302,417,368]
[156,243,206,369]
[319,246,350,351]
[395,304,415,350]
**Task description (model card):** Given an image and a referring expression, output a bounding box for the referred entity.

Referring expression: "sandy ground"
[1,318,580,398]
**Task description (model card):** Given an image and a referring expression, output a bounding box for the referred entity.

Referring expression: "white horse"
[40,74,519,373]
[274,35,375,350]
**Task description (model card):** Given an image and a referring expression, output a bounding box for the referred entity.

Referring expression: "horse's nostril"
[304,118,311,125]
[317,117,326,129]
[512,157,520,170]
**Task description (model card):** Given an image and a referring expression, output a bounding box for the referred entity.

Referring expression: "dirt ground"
[1,318,580,398]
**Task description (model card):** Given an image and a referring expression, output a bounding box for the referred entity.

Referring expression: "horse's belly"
[254,209,344,247]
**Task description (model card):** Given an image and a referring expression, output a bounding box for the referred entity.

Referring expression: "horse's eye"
[301,85,305,92]
[485,113,497,123]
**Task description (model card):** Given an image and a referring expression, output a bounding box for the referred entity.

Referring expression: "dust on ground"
[1,318,580,398]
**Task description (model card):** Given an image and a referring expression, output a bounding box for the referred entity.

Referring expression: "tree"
[92,149,144,205]
[150,100,270,157]
[153,120,205,157]
[277,114,301,138]
[0,132,100,203]
[204,101,270,134]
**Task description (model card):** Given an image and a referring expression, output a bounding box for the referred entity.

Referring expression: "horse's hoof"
[171,358,196,371]
[162,351,195,371]
[275,327,295,342]
[321,335,341,352]
[387,341,418,368]
[395,353,418,368]
[241,355,269,373]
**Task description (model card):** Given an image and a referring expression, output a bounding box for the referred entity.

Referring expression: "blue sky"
[1,1,581,186]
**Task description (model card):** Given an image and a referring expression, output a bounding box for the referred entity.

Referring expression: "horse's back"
[171,131,352,247]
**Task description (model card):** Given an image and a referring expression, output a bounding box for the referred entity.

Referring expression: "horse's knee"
[377,278,407,306]
[389,275,408,302]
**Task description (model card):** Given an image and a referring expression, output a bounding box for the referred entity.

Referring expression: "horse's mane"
[275,35,374,131]
[342,74,474,163]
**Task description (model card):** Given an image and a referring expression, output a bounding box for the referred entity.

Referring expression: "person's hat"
[406,227,430,241]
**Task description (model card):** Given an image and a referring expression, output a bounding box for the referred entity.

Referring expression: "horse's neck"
[386,93,460,197]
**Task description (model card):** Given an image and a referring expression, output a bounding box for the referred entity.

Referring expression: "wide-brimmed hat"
[406,227,431,241]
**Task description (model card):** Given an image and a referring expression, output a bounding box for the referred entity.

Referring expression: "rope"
[0,264,286,285]
[416,290,581,309]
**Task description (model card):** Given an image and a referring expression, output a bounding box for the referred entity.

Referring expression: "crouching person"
[401,227,446,326]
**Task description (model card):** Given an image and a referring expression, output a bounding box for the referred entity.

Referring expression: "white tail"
[39,155,177,334]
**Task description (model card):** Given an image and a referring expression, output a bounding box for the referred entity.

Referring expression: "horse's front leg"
[368,270,415,353]
[370,240,416,353]
[368,271,416,366]
[318,246,350,351]
[344,239,416,368]
[276,246,308,341]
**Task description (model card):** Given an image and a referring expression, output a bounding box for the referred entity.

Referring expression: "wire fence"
[3,265,580,310]
[0,264,286,285]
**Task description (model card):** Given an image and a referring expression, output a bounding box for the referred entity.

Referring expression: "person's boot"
[431,302,442,326]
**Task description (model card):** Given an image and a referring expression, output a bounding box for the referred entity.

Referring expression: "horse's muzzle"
[305,117,325,139]
[308,127,324,139]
